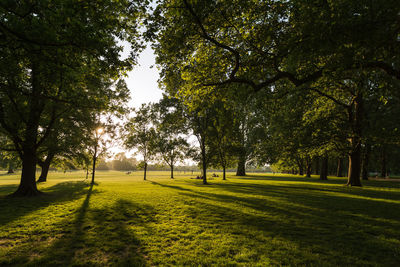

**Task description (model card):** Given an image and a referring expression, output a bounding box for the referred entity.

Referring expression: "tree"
[0,151,20,174]
[180,102,214,185]
[111,153,137,171]
[0,0,146,196]
[124,104,157,180]
[150,0,400,186]
[153,96,191,179]
[207,100,237,180]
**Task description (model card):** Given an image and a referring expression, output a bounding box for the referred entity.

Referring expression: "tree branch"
[365,61,400,80]
[310,87,349,108]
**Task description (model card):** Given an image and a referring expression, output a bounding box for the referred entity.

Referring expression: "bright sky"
[123,44,163,108]
[109,44,163,159]
[113,43,196,165]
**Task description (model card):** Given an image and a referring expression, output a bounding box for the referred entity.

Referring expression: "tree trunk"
[315,157,320,175]
[347,147,362,186]
[170,163,174,179]
[346,93,363,186]
[305,157,312,178]
[10,146,41,197]
[336,158,344,177]
[144,162,147,180]
[319,156,328,180]
[222,165,226,180]
[37,161,50,182]
[236,152,246,176]
[361,142,371,180]
[37,152,55,182]
[7,166,14,174]
[380,146,387,178]
[9,59,43,197]
[297,159,304,176]
[202,159,207,184]
[91,145,97,185]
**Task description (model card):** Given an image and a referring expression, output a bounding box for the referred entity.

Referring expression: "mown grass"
[0,170,399,266]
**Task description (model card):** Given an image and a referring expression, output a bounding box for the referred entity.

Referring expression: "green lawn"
[0,171,399,266]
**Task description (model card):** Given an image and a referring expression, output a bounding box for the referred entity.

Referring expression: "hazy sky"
[123,45,163,108]
[110,44,163,158]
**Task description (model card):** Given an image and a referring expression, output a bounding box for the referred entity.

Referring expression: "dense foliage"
[0,0,147,195]
[149,0,400,185]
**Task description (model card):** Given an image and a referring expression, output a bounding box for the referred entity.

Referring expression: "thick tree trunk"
[170,164,174,179]
[305,157,312,178]
[37,152,55,183]
[222,165,226,180]
[37,162,50,182]
[380,146,387,178]
[336,158,344,177]
[202,159,207,185]
[236,152,246,176]
[10,146,41,197]
[361,142,371,180]
[297,159,304,176]
[315,157,320,175]
[319,156,328,180]
[10,59,43,197]
[347,147,362,186]
[346,93,363,186]
[144,162,147,181]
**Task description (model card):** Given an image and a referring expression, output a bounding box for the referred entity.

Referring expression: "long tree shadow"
[148,179,400,265]
[190,191,399,265]
[236,174,400,189]
[0,181,93,226]
[29,193,155,266]
[235,174,349,184]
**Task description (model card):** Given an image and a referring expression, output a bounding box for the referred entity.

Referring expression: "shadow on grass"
[236,174,349,184]
[150,178,400,265]
[0,181,93,226]
[1,184,154,266]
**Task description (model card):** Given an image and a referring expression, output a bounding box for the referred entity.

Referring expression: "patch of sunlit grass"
[0,170,399,266]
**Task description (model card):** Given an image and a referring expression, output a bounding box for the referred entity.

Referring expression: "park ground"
[0,171,399,266]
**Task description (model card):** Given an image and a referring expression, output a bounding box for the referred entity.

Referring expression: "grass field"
[0,171,399,266]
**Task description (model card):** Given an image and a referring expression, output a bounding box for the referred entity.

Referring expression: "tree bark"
[336,158,344,177]
[10,60,43,197]
[347,147,362,185]
[297,158,304,176]
[201,141,207,184]
[144,162,147,180]
[10,145,41,197]
[37,152,55,182]
[314,157,320,175]
[170,163,174,179]
[361,142,371,180]
[305,157,312,178]
[346,93,363,186]
[222,165,226,180]
[91,145,97,185]
[380,146,387,178]
[236,152,246,176]
[319,156,328,180]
